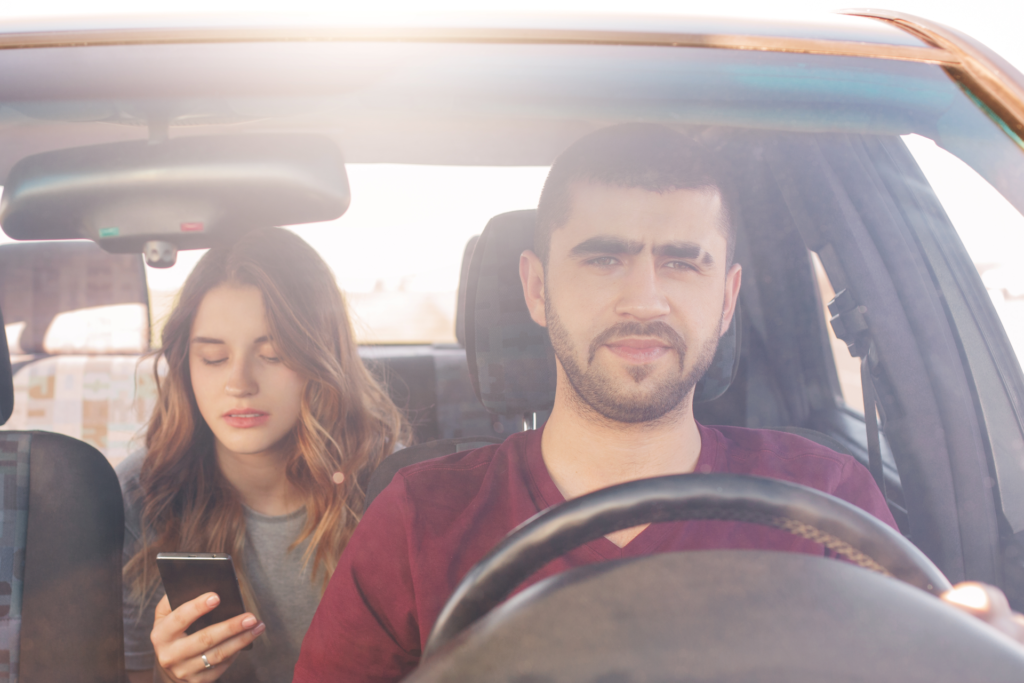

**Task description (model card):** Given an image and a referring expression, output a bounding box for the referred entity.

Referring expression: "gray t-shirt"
[117,450,323,683]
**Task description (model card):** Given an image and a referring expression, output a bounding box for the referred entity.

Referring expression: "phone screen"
[157,553,248,635]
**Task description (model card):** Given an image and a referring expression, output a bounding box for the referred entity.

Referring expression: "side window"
[902,134,1024,363]
[814,136,1024,416]
[811,251,864,414]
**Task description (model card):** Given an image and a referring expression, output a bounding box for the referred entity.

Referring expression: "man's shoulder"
[398,439,506,476]
[394,438,507,486]
[703,424,894,527]
[705,424,864,492]
[373,430,535,516]
[710,424,852,459]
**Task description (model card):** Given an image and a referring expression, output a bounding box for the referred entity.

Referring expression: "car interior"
[0,129,1021,655]
[2,125,1023,680]
[2,14,1024,680]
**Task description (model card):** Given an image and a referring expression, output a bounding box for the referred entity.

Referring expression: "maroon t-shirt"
[294,423,895,683]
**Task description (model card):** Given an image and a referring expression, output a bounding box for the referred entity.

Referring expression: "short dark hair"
[535,123,736,266]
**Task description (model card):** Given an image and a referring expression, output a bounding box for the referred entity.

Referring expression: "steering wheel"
[407,474,1024,682]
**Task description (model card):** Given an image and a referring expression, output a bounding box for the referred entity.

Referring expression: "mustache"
[587,321,687,365]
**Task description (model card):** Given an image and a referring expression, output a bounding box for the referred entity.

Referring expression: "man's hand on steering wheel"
[943,582,1024,646]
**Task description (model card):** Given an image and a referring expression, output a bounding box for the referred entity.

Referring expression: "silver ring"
[201,653,213,670]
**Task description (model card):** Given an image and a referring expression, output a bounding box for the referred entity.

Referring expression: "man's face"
[522,182,742,425]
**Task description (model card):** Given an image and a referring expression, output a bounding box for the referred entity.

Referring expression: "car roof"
[0,11,931,49]
[0,11,959,182]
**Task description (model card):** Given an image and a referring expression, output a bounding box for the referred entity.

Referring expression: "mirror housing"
[0,134,350,254]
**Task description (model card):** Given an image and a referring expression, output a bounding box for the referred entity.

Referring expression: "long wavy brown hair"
[125,227,409,612]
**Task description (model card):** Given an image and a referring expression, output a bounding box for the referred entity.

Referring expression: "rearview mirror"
[0,134,349,266]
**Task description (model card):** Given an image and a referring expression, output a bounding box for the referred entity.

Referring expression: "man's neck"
[540,389,700,548]
[540,399,702,502]
[539,391,701,548]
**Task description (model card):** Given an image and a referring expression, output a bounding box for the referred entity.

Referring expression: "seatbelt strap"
[859,345,887,498]
[828,289,887,497]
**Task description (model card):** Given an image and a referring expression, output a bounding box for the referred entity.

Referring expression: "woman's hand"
[942,581,1024,646]
[151,592,265,682]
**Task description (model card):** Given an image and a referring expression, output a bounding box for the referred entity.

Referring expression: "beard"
[546,302,719,425]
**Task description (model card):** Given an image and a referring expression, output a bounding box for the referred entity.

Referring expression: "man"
[291,124,1022,682]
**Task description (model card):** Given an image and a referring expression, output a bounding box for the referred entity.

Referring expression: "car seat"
[0,241,156,467]
[0,301,125,682]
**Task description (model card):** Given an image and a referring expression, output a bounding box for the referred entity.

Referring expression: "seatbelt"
[828,289,887,498]
[859,345,887,500]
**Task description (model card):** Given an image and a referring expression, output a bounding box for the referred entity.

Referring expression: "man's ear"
[520,249,547,328]
[720,263,742,337]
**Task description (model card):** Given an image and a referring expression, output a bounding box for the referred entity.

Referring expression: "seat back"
[0,304,125,682]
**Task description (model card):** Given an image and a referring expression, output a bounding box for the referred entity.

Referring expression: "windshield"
[4,29,1024,681]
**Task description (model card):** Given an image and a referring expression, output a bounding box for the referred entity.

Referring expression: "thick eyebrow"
[569,236,644,258]
[654,241,714,266]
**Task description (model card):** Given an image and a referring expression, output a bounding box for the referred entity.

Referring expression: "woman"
[118,227,409,683]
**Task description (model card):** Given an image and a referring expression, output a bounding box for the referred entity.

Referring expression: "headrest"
[0,304,13,426]
[455,235,479,348]
[0,241,150,356]
[465,211,557,416]
[464,210,739,416]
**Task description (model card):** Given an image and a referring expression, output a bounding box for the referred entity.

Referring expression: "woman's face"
[188,284,306,461]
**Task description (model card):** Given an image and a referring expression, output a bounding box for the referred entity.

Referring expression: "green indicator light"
[99,227,120,238]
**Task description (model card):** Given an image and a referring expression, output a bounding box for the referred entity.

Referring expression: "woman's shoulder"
[115,449,150,537]
[115,448,147,491]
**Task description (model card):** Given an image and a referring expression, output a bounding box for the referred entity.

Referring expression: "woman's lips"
[604,338,672,363]
[222,411,270,428]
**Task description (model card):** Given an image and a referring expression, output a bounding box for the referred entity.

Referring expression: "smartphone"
[156,553,249,636]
